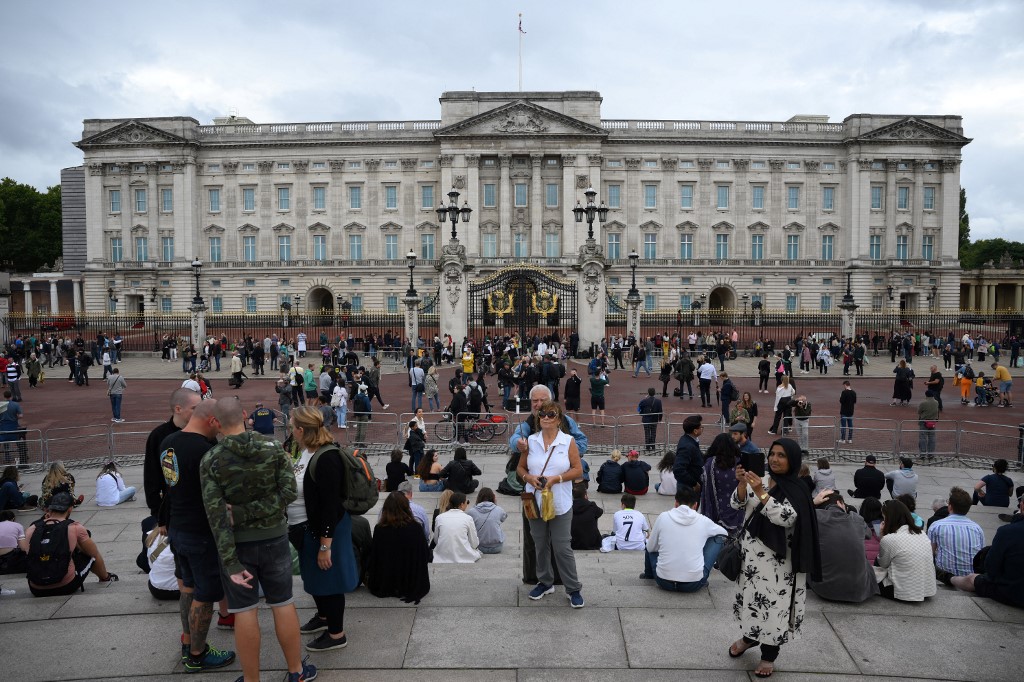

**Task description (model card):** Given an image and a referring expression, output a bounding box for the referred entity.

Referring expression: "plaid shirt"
[927,514,984,576]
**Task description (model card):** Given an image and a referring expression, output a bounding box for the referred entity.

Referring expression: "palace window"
[243,236,256,262]
[715,233,729,259]
[209,237,222,263]
[312,186,326,210]
[752,185,764,210]
[607,233,621,259]
[109,190,121,213]
[421,233,435,260]
[680,184,694,209]
[607,184,621,208]
[679,233,693,260]
[822,186,835,211]
[242,188,255,212]
[750,234,763,261]
[821,234,834,261]
[643,233,657,259]
[313,234,327,261]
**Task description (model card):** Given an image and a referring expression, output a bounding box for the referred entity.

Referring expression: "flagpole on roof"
[518,13,524,92]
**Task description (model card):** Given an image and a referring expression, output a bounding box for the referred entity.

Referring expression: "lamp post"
[572,186,610,242]
[741,293,749,325]
[436,187,473,241]
[838,271,859,341]
[191,258,204,305]
[627,249,640,298]
[189,257,206,345]
[406,249,418,297]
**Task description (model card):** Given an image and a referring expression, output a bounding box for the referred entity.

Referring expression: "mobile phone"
[740,451,766,478]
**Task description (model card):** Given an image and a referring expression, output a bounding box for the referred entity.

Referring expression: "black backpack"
[27,518,74,587]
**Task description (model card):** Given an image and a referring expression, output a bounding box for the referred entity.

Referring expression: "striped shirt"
[927,514,984,576]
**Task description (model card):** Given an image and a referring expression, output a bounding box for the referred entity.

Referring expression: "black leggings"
[758,375,769,392]
[313,593,346,635]
[743,636,780,662]
[148,581,181,601]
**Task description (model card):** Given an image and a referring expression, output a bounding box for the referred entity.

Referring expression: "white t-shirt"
[287,449,315,525]
[525,430,574,517]
[657,468,677,497]
[612,509,649,550]
[148,537,178,592]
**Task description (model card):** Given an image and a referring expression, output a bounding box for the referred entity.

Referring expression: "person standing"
[200,399,313,682]
[105,367,127,423]
[589,367,609,427]
[229,351,243,389]
[638,387,663,452]
[697,357,718,409]
[143,388,202,528]
[5,359,22,403]
[792,395,812,451]
[673,416,705,494]
[516,399,585,607]
[991,361,1013,407]
[925,365,945,412]
[563,368,582,419]
[917,391,940,460]
[160,399,237,673]
[409,360,425,413]
[838,381,856,444]
[720,372,738,425]
[729,438,821,678]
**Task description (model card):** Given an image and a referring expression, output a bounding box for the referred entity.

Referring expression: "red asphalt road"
[16,360,1022,448]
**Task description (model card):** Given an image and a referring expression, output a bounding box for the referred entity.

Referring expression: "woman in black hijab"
[727,438,822,678]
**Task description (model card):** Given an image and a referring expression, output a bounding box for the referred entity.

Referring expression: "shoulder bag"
[716,494,765,582]
[521,441,556,520]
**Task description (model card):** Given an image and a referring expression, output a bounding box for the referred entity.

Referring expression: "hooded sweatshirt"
[466,501,508,548]
[646,503,727,582]
[884,468,919,498]
[200,431,298,575]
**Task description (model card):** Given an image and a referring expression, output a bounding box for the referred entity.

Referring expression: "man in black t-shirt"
[160,399,236,673]
[926,364,945,411]
[144,388,202,523]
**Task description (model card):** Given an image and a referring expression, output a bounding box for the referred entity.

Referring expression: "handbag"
[924,420,937,429]
[717,497,765,582]
[521,441,556,521]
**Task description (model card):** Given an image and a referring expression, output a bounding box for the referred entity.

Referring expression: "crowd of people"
[1,324,1022,680]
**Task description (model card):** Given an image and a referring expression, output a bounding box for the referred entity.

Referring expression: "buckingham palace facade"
[59,90,969,329]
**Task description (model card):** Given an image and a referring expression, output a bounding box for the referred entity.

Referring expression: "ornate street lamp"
[191,257,204,305]
[628,249,640,297]
[436,187,472,241]
[572,186,610,242]
[741,293,750,317]
[150,287,158,303]
[406,249,418,297]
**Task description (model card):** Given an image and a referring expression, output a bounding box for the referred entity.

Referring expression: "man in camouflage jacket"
[200,398,308,681]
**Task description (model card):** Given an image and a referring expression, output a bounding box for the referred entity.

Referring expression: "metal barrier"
[664,411,726,448]
[895,419,959,463]
[44,424,112,464]
[957,421,1022,467]
[834,418,901,464]
[1,428,45,468]
[110,420,164,460]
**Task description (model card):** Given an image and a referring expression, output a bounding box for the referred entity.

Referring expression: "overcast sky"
[2,0,1021,242]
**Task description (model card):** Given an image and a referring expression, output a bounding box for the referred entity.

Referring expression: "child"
[974,372,988,406]
[385,448,414,492]
[600,494,649,552]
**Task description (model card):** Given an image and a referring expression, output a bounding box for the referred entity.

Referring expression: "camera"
[536,476,548,488]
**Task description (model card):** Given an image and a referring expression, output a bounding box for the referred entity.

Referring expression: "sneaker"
[998,513,1019,523]
[216,612,235,630]
[528,583,555,600]
[299,614,327,635]
[305,631,348,652]
[180,635,188,663]
[284,656,318,682]
[567,591,585,608]
[183,644,236,673]
[847,489,856,497]
[382,404,390,410]
[638,573,653,580]
[766,430,777,435]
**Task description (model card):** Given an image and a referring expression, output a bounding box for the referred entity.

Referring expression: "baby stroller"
[198,354,211,372]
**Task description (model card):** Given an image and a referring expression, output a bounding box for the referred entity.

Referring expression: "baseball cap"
[48,491,74,512]
[728,422,748,433]
[865,455,877,463]
[627,449,640,458]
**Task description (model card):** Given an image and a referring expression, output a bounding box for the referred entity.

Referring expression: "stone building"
[47,90,970,347]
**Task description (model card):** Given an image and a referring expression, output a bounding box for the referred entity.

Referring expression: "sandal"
[729,640,755,658]
[754,661,774,678]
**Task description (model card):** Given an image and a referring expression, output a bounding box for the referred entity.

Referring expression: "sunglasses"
[538,410,560,419]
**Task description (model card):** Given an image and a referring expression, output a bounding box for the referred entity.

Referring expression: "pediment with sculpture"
[434,100,607,139]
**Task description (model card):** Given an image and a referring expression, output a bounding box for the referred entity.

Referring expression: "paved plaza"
[2,352,1023,680]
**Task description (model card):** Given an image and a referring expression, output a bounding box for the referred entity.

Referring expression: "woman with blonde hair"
[285,406,357,652]
[431,489,455,532]
[41,461,82,509]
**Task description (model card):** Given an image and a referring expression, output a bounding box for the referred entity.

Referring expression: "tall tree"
[0,178,62,273]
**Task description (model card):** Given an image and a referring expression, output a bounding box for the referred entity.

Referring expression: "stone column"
[1015,285,1023,311]
[403,294,422,347]
[990,284,998,310]
[438,240,469,344]
[912,161,925,258]
[498,155,512,255]
[980,285,989,311]
[190,302,207,346]
[464,154,480,257]
[49,280,59,314]
[23,281,33,317]
[0,293,10,344]
[838,300,859,341]
[626,293,643,342]
[530,154,543,256]
[768,159,785,257]
[561,155,579,250]
[72,280,82,314]
[587,154,604,250]
[576,244,607,354]
[884,159,898,258]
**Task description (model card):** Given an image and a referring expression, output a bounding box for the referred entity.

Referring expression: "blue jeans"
[335,404,347,428]
[411,387,423,412]
[480,544,503,554]
[109,394,123,420]
[840,415,853,441]
[643,535,725,592]
[633,363,651,377]
[428,392,441,411]
[419,480,445,492]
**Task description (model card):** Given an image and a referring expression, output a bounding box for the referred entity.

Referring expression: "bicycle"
[434,412,508,442]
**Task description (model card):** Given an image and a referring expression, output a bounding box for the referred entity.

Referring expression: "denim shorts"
[169,530,225,603]
[1000,381,1012,393]
[221,534,294,613]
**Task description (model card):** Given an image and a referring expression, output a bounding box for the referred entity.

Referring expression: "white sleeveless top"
[525,429,573,517]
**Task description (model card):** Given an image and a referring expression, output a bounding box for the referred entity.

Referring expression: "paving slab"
[970,596,1024,624]
[824,612,1024,681]
[519,670,749,682]
[807,590,993,621]
[53,591,181,618]
[404,606,627,669]
[345,578,519,608]
[0,593,69,623]
[619,609,859,674]
[518,582,714,609]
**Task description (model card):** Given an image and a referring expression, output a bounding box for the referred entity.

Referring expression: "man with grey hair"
[509,383,590,584]
[398,481,430,542]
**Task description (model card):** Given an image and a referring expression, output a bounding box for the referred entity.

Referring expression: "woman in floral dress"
[728,438,821,678]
